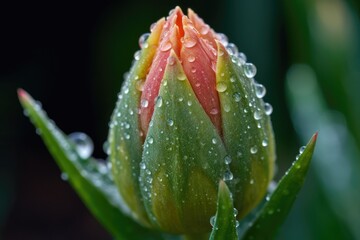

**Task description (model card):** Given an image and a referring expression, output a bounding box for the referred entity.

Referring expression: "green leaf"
[242,133,318,240]
[209,180,238,240]
[18,89,164,240]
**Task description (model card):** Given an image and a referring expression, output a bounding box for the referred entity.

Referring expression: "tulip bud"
[108,7,275,235]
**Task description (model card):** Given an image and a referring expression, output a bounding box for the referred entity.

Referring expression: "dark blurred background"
[1,0,360,239]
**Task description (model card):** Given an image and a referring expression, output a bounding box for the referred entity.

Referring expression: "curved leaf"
[242,133,317,240]
[209,180,238,240]
[18,89,164,240]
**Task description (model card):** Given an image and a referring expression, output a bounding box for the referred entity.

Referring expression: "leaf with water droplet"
[17,89,165,240]
[209,181,238,240]
[241,133,318,240]
[215,42,276,219]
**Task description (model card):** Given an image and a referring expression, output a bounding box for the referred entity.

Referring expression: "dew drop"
[216,82,227,92]
[212,138,218,144]
[226,43,238,55]
[255,83,266,98]
[103,141,110,155]
[237,52,247,64]
[187,100,192,106]
[254,110,262,120]
[223,169,233,181]
[140,161,146,170]
[148,137,154,144]
[160,42,172,52]
[167,55,176,65]
[262,139,268,147]
[187,55,195,63]
[136,80,145,91]
[134,50,141,61]
[177,73,186,81]
[155,96,163,107]
[191,67,197,73]
[210,216,216,226]
[200,24,210,35]
[141,99,149,108]
[250,146,258,154]
[210,108,219,115]
[184,37,197,48]
[61,172,68,181]
[244,63,257,78]
[224,104,231,112]
[224,155,232,164]
[217,33,228,46]
[233,92,241,102]
[264,103,273,115]
[68,132,94,159]
[299,146,306,154]
[250,179,254,184]
[167,119,174,126]
[233,208,238,217]
[139,33,150,48]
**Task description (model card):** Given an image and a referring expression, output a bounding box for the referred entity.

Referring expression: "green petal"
[18,90,164,240]
[242,133,317,240]
[108,22,163,226]
[209,181,239,240]
[140,51,228,234]
[216,42,276,219]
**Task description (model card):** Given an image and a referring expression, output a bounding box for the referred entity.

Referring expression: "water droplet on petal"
[237,52,247,62]
[141,99,149,108]
[68,132,94,159]
[264,103,273,115]
[61,172,69,181]
[134,50,141,61]
[255,83,266,98]
[250,146,258,154]
[216,82,227,92]
[200,24,210,35]
[210,216,216,226]
[191,67,197,73]
[254,110,262,120]
[217,33,228,46]
[167,55,176,65]
[139,33,150,48]
[233,92,241,102]
[226,43,238,56]
[177,72,186,81]
[155,96,163,108]
[187,55,195,63]
[140,161,146,170]
[223,169,233,181]
[160,42,172,52]
[167,119,174,126]
[224,155,232,164]
[210,108,219,115]
[244,63,257,78]
[299,146,306,154]
[136,80,145,91]
[184,37,197,48]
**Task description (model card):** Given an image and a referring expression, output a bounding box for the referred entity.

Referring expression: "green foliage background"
[1,0,359,239]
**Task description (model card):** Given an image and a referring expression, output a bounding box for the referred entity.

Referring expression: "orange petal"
[180,18,222,134]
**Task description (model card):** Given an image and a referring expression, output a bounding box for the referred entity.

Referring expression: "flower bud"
[108,7,275,235]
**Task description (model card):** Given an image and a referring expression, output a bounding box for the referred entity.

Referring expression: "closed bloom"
[108,7,275,235]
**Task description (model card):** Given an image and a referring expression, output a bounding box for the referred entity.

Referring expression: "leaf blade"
[242,133,318,240]
[18,89,164,240]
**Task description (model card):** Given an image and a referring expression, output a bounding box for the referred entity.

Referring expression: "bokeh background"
[1,0,360,239]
